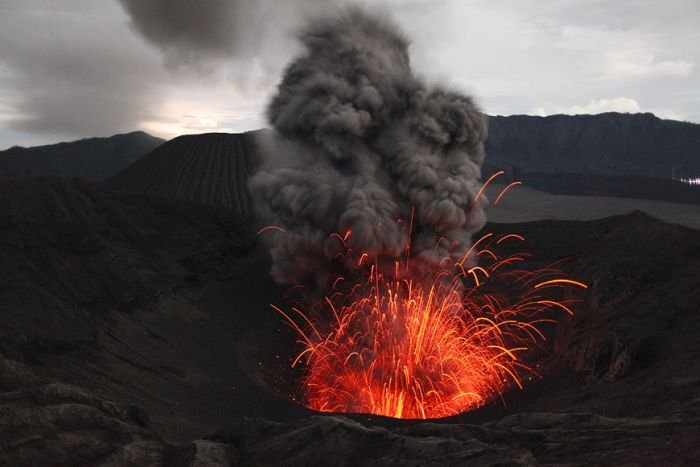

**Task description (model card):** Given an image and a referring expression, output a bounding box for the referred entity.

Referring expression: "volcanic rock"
[4,352,694,466]
[0,354,165,466]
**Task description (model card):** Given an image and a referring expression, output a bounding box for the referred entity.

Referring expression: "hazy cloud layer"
[532,97,642,118]
[0,1,165,144]
[0,0,698,149]
[401,0,698,122]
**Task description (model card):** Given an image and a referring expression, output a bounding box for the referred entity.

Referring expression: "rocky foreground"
[2,354,697,465]
[1,177,699,465]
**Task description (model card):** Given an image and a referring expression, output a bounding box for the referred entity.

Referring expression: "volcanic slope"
[0,176,311,443]
[106,131,262,217]
[1,176,699,465]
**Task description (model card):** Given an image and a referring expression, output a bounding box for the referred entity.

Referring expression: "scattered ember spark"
[272,230,586,419]
[257,225,287,235]
[470,170,504,208]
[494,181,523,205]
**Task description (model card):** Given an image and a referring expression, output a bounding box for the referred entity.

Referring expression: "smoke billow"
[250,8,488,288]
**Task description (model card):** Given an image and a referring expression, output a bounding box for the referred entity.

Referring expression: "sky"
[0,0,698,150]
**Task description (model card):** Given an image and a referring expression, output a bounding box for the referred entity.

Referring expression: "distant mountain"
[0,131,164,181]
[483,113,700,205]
[106,131,262,217]
[103,113,700,213]
[485,112,700,179]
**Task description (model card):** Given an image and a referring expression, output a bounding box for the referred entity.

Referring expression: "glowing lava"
[272,231,587,419]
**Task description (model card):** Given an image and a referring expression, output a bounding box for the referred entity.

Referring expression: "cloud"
[646,108,687,121]
[604,49,694,79]
[117,0,337,73]
[1,0,699,149]
[0,1,165,138]
[116,0,242,68]
[531,97,688,122]
[554,24,695,80]
[530,97,642,118]
[0,0,316,143]
[565,97,642,115]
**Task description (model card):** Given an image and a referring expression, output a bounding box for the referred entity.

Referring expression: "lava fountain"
[268,218,586,419]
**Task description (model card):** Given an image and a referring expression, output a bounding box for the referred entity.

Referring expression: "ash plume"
[250,8,488,288]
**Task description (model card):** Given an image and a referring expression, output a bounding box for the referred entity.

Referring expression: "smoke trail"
[250,8,488,288]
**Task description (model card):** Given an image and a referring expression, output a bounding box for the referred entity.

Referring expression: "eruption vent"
[249,8,488,288]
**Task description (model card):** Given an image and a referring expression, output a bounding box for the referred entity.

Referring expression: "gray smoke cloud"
[117,0,241,67]
[118,0,332,71]
[250,8,489,289]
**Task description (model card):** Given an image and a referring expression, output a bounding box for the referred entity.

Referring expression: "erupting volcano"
[250,9,586,419]
[268,217,586,419]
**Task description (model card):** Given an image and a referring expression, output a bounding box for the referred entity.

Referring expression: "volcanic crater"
[1,131,699,464]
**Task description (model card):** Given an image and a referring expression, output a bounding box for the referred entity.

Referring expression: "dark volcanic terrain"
[486,112,700,178]
[484,112,700,205]
[106,132,262,217]
[1,175,698,465]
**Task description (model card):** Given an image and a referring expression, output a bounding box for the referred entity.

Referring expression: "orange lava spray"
[272,227,586,419]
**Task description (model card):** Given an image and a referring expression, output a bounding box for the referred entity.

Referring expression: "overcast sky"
[0,0,698,149]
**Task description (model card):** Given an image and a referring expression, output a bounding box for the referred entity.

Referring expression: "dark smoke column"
[250,8,488,288]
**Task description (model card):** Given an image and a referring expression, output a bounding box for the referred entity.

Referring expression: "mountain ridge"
[485,112,700,179]
[5,112,699,209]
[0,131,164,181]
